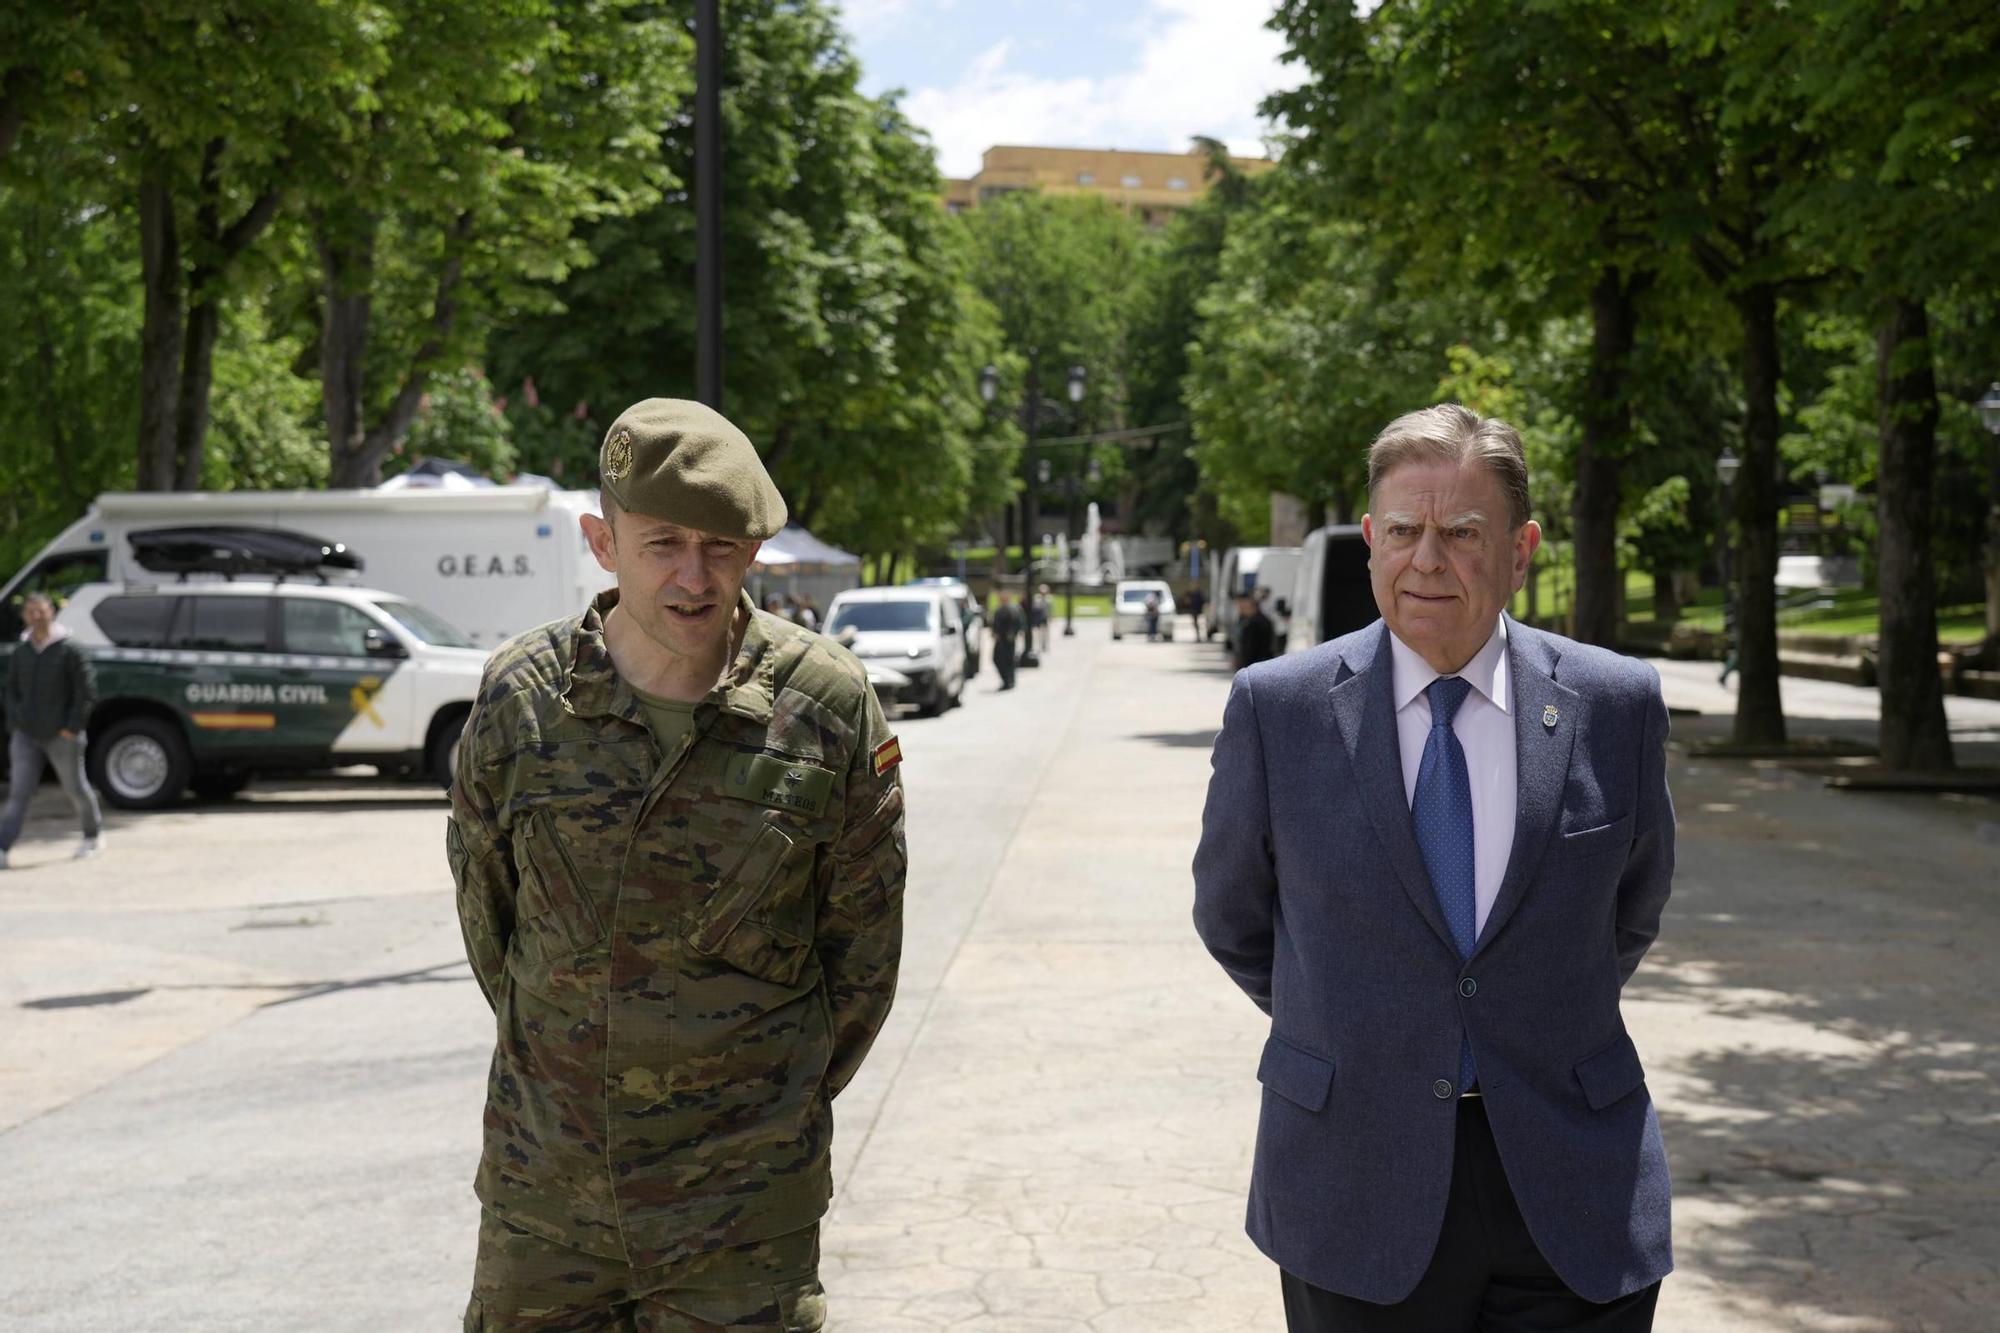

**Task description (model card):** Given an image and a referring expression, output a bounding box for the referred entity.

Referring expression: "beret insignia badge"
[604,427,634,482]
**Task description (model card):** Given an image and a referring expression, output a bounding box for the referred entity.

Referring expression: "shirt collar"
[1389,615,1510,716]
[561,588,775,727]
[22,623,72,649]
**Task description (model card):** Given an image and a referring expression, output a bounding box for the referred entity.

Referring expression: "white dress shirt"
[1390,616,1515,936]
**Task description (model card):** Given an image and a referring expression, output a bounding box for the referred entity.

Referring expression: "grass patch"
[1513,564,1986,644]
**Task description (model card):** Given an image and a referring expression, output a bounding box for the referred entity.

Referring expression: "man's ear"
[1360,513,1375,548]
[581,512,618,574]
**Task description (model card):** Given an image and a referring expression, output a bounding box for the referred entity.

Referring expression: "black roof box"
[129,526,365,579]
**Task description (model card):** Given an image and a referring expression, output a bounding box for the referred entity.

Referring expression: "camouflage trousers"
[466,1212,826,1333]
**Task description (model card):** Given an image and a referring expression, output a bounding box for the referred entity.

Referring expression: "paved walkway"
[823,630,2000,1332]
[2,624,1994,1330]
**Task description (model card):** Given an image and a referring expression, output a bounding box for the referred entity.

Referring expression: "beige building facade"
[944,144,1272,226]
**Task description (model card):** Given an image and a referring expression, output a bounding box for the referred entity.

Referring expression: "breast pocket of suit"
[1558,811,1634,863]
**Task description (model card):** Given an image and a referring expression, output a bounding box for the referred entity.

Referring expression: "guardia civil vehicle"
[10,528,490,809]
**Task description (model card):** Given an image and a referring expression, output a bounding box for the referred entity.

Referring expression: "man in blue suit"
[1194,404,1674,1331]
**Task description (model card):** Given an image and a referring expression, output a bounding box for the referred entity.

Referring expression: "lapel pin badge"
[1543,703,1560,729]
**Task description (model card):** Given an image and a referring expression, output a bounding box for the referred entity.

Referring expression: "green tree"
[306,0,687,487]
[961,190,1150,567]
[487,0,1005,563]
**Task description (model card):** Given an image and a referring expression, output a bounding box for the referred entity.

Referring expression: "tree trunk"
[1652,570,1680,623]
[0,65,33,161]
[318,219,375,486]
[1732,283,1787,746]
[1573,266,1643,648]
[137,173,184,492]
[175,298,222,490]
[170,139,283,491]
[1874,296,1952,770]
[324,212,473,488]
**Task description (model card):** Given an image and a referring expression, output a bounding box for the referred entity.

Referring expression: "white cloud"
[902,0,1293,179]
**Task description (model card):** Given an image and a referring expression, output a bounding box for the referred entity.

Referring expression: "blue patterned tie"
[1413,676,1478,1092]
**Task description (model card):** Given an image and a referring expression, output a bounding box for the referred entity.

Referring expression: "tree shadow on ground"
[1627,739,1998,1329]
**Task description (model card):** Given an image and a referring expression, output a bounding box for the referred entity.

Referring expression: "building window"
[1076,171,1095,185]
[1121,174,1142,188]
[1167,176,1188,190]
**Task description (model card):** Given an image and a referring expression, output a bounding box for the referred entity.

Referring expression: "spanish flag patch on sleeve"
[872,737,902,777]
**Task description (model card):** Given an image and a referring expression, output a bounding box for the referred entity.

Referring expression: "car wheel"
[427,713,468,788]
[89,716,192,810]
[190,772,252,801]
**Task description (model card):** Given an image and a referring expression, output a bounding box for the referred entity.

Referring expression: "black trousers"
[1281,1099,1660,1333]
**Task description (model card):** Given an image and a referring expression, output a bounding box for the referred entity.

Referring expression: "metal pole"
[1063,474,1077,636]
[695,0,723,409]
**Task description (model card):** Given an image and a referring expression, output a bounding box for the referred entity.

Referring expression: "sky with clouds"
[839,0,1296,179]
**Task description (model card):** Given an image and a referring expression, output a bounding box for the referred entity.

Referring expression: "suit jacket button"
[1432,1078,1453,1099]
[1459,977,1477,997]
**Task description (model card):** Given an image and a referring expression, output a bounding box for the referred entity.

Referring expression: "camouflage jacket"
[448,590,905,1266]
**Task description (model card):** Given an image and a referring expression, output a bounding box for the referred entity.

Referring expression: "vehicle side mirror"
[942,621,959,636]
[1275,599,1291,617]
[363,627,407,659]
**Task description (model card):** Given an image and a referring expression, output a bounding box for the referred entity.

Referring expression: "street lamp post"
[1977,382,2000,649]
[1062,364,1086,637]
[1716,446,1742,686]
[695,0,723,408]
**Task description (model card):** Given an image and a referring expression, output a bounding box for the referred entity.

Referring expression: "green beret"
[598,398,787,540]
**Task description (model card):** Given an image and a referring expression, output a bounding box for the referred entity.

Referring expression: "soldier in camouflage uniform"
[449,399,906,1332]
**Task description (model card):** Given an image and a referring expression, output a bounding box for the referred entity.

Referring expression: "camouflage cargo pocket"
[510,808,607,964]
[687,820,815,986]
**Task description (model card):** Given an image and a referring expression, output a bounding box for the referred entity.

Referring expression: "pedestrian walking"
[1187,585,1207,640]
[1194,403,1675,1331]
[991,593,1023,689]
[1231,593,1276,669]
[1031,584,1052,655]
[1,592,105,868]
[449,399,906,1333]
[1143,591,1162,642]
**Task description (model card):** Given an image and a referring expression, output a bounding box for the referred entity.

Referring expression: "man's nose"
[1412,525,1448,572]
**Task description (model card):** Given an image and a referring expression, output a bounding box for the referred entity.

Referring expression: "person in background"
[1,592,104,869]
[991,593,1023,690]
[1232,592,1276,670]
[1187,585,1207,640]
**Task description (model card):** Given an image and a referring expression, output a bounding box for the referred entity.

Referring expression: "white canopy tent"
[748,523,861,618]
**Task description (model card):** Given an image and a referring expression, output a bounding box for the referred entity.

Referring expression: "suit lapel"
[1325,624,1459,956]
[1475,620,1578,953]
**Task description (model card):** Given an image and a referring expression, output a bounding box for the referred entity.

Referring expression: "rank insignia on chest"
[872,737,902,777]
[1543,704,1560,729]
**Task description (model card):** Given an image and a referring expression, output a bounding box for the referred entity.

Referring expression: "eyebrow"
[1379,510,1487,527]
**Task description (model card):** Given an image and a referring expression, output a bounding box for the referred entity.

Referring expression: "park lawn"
[1511,564,1985,644]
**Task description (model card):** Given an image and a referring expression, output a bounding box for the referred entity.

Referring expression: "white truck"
[2,487,609,649]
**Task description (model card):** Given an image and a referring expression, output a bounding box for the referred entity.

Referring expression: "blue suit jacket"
[1192,618,1674,1304]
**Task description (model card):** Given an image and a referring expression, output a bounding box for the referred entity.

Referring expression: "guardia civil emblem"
[1543,704,1560,729]
[604,427,634,481]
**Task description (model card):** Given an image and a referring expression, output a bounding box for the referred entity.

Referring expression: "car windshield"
[374,599,477,648]
[829,600,932,633]
[1119,589,1162,604]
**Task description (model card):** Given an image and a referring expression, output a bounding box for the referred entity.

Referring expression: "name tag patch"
[724,753,834,816]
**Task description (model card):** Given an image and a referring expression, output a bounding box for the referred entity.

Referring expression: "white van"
[1285,525,1376,654]
[1,488,608,649]
[824,586,967,716]
[1211,546,1302,650]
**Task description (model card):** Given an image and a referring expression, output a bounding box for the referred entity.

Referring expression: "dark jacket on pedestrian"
[6,628,96,739]
[1234,610,1276,670]
[991,603,1023,660]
